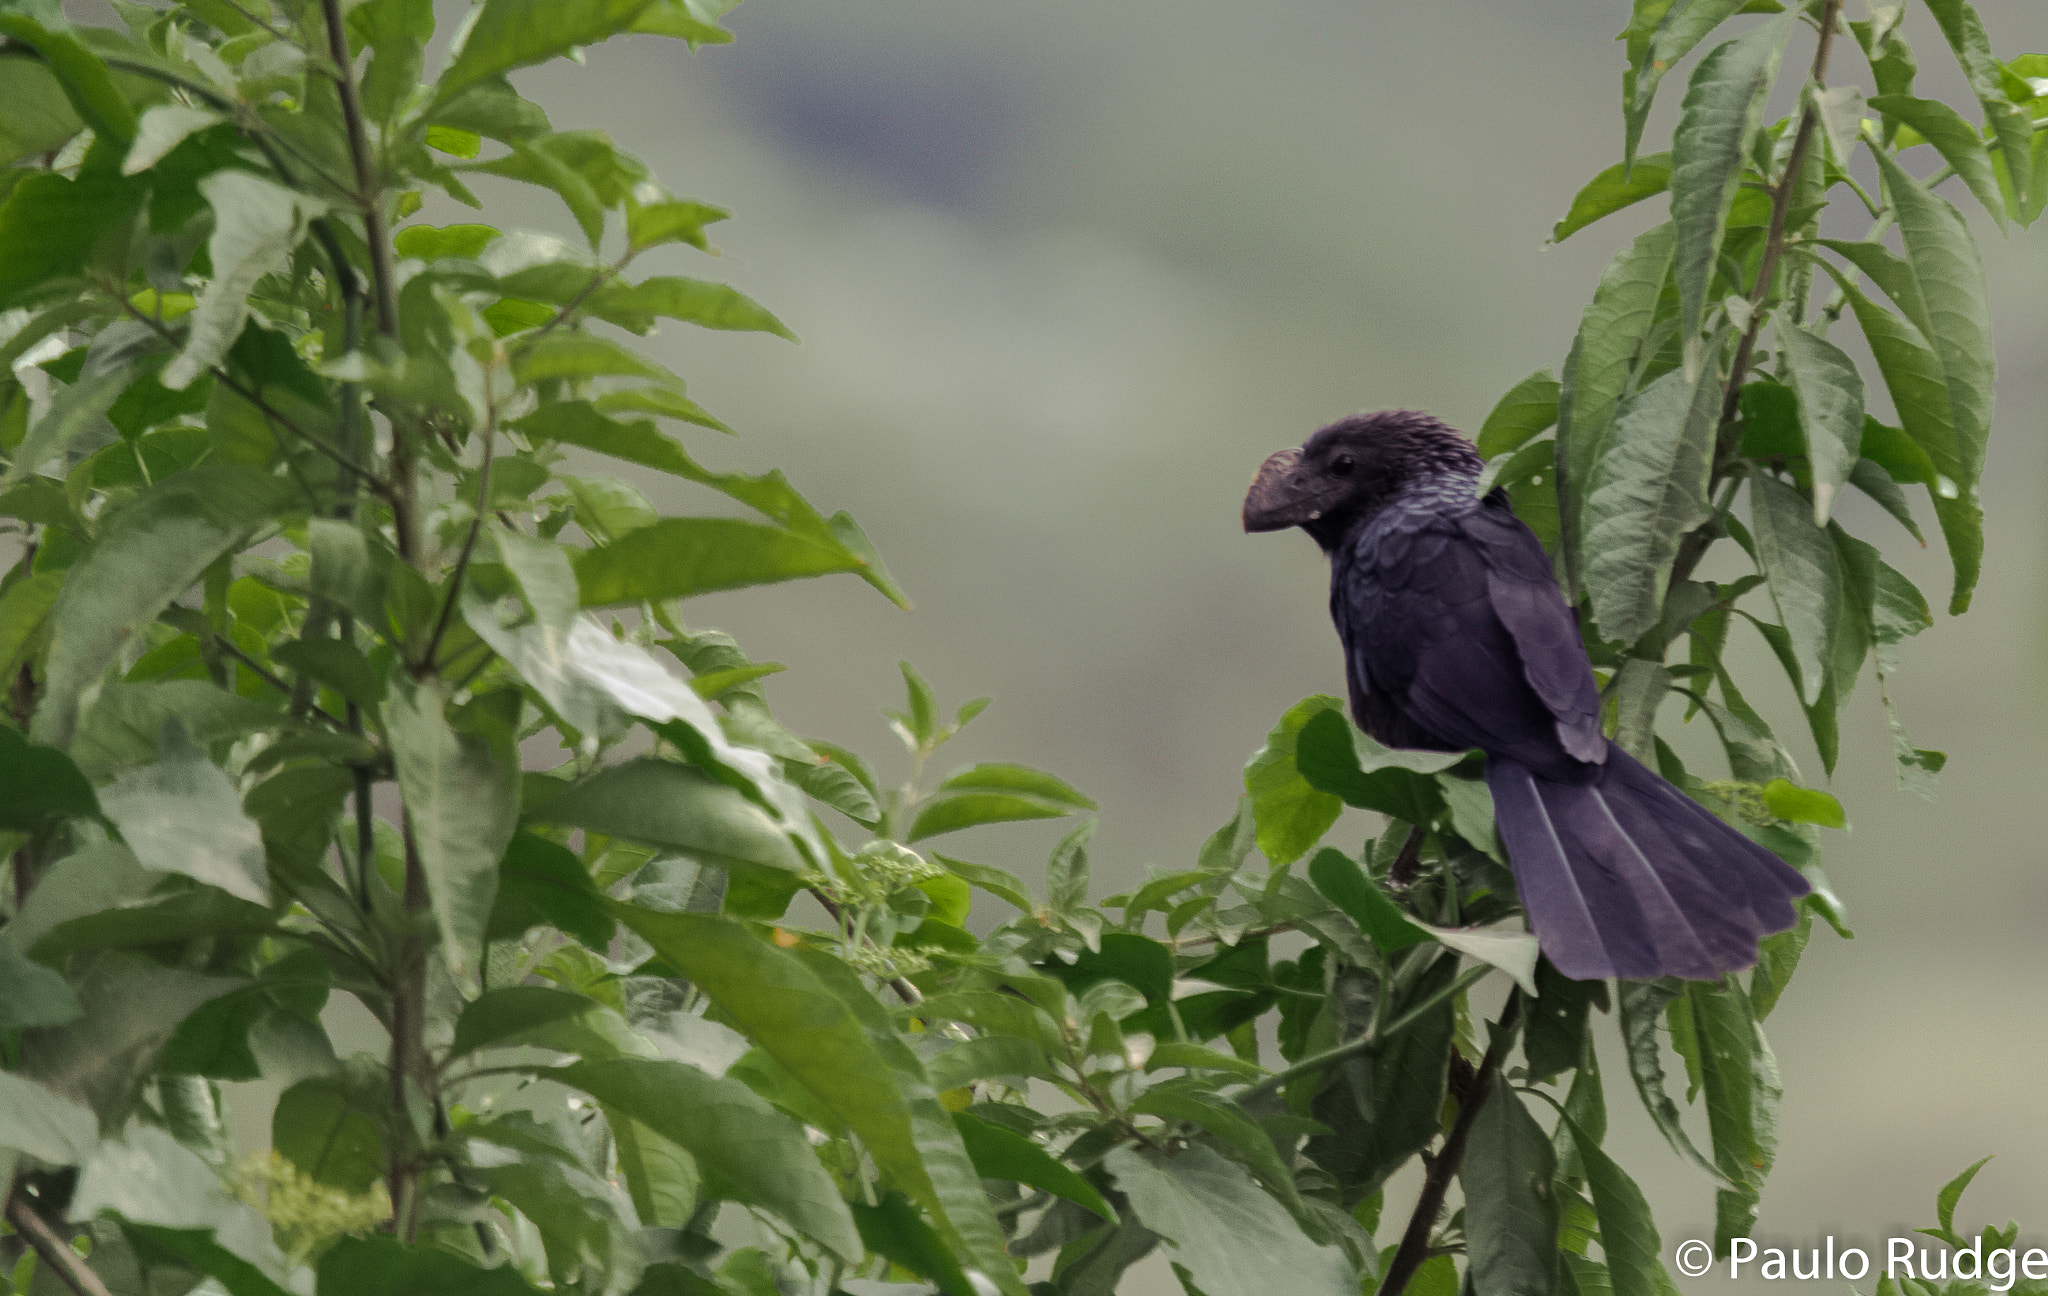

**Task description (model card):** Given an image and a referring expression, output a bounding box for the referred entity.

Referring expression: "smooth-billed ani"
[1244,410,1807,981]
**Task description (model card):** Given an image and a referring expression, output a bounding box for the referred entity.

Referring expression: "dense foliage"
[0,2,2038,1295]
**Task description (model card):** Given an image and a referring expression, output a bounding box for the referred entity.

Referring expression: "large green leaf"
[0,168,143,311]
[1553,154,1673,243]
[907,793,1071,842]
[436,0,666,102]
[611,908,1028,1296]
[163,173,323,390]
[1668,17,1787,376]
[1558,222,1675,577]
[1476,369,1561,458]
[7,348,145,484]
[585,276,794,339]
[36,464,294,747]
[97,721,268,904]
[1293,707,1461,825]
[0,1070,97,1165]
[1772,322,1864,524]
[387,678,519,987]
[1549,1104,1677,1296]
[951,1111,1113,1221]
[1749,474,1842,706]
[1623,0,1754,167]
[526,757,806,873]
[556,1057,861,1260]
[0,57,83,164]
[574,517,894,607]
[1582,363,1719,645]
[1683,978,1779,1253]
[1463,1086,1558,1296]
[1868,146,1994,497]
[317,1235,545,1296]
[0,15,136,145]
[1243,695,1345,866]
[1921,0,2033,213]
[1104,1144,1356,1296]
[1867,94,2006,226]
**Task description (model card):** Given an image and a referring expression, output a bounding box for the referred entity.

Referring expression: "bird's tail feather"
[1487,744,1810,981]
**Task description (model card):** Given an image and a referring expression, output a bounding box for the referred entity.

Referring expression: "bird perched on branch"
[1243,410,1807,981]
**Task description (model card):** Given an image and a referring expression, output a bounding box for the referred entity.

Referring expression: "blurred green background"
[466,1,2046,1288]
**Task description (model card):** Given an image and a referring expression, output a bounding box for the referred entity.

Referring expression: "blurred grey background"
[474,1,2047,1289]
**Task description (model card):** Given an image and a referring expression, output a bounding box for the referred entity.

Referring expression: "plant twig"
[1375,986,1526,1296]
[1237,960,1495,1103]
[6,1184,115,1296]
[318,0,398,340]
[418,409,497,674]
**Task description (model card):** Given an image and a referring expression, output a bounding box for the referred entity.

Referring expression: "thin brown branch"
[808,888,923,1004]
[1375,987,1526,1296]
[211,632,348,729]
[7,1185,115,1296]
[418,410,497,674]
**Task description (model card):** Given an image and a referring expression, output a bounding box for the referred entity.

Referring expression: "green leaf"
[1105,1144,1357,1296]
[0,942,81,1030]
[1760,779,1845,828]
[1559,222,1676,581]
[450,985,593,1057]
[0,15,137,146]
[1243,695,1346,866]
[0,168,144,311]
[612,908,1027,1296]
[936,762,1095,807]
[120,1223,293,1296]
[317,1235,545,1296]
[1922,0,2033,213]
[0,723,98,830]
[850,1192,975,1296]
[1552,153,1673,243]
[557,1057,862,1259]
[123,104,220,176]
[933,853,1035,913]
[626,193,729,251]
[513,331,676,386]
[1477,370,1561,463]
[98,721,267,904]
[394,223,500,260]
[1549,1104,1676,1296]
[952,1111,1113,1221]
[7,347,143,484]
[0,1070,97,1164]
[36,465,294,747]
[1748,473,1841,706]
[0,568,62,684]
[1933,1154,1994,1245]
[1868,145,1994,502]
[907,793,1071,842]
[586,276,794,339]
[387,678,519,987]
[1615,979,1728,1186]
[1772,321,1864,524]
[1293,707,1461,823]
[164,173,323,390]
[437,0,666,102]
[0,58,83,164]
[1462,1086,1558,1296]
[527,757,807,873]
[70,681,282,779]
[1583,362,1720,644]
[1306,848,1427,952]
[1867,94,2007,226]
[272,1072,385,1194]
[1669,18,1788,376]
[1684,977,1778,1252]
[925,1036,1055,1091]
[575,516,896,607]
[488,830,614,949]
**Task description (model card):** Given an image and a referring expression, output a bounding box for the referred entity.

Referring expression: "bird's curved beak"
[1243,446,1338,532]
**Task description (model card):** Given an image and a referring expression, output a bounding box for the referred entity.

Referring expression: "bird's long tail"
[1486,744,1811,981]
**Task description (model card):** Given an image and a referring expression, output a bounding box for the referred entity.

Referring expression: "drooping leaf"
[585,276,794,339]
[1559,222,1676,579]
[1583,363,1720,645]
[1293,707,1462,824]
[1462,1085,1558,1296]
[1668,18,1788,376]
[573,517,892,607]
[163,173,323,390]
[387,677,519,987]
[952,1111,1113,1222]
[526,757,806,873]
[1683,978,1779,1253]
[1306,848,1427,952]
[907,793,1071,842]
[1867,94,2007,226]
[1748,474,1841,707]
[1772,321,1864,524]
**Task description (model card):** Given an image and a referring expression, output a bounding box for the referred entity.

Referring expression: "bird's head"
[1242,410,1481,548]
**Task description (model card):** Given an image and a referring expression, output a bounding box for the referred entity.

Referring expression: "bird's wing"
[1339,498,1601,770]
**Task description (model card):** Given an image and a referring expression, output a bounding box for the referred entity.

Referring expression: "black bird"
[1244,411,1808,981]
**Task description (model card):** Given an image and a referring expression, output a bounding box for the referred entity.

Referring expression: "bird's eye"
[1330,454,1356,477]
